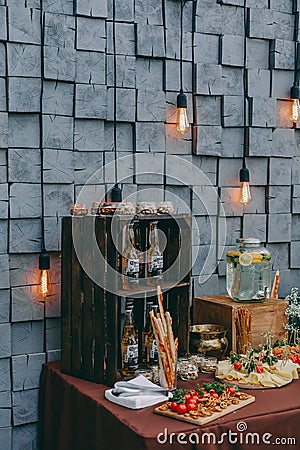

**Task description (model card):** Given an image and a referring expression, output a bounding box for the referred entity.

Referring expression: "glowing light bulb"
[40,269,52,298]
[176,107,190,134]
[290,84,300,125]
[239,166,252,206]
[292,98,300,123]
[176,90,190,135]
[39,249,51,300]
[240,181,252,206]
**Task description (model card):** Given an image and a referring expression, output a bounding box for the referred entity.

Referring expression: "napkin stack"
[105,375,168,409]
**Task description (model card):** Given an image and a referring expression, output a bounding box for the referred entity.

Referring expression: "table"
[39,361,300,450]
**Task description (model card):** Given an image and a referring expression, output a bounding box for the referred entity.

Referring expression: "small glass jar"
[226,238,271,302]
[156,201,174,214]
[150,365,160,385]
[177,358,198,381]
[134,368,153,381]
[116,202,136,215]
[188,354,204,369]
[199,357,218,374]
[136,202,157,215]
[70,203,88,216]
[91,202,100,215]
[237,332,252,355]
[98,202,119,215]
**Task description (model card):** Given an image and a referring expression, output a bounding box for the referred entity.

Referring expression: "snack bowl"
[189,324,228,360]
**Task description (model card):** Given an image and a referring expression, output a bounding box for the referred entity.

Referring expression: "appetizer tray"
[154,394,255,426]
[215,375,292,390]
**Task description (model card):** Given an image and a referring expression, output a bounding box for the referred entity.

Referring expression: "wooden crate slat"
[71,218,84,376]
[178,286,190,355]
[81,217,95,380]
[94,217,107,383]
[105,217,120,386]
[61,217,72,374]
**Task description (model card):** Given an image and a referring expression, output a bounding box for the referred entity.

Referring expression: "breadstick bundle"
[271,269,280,299]
[235,306,252,354]
[149,286,178,390]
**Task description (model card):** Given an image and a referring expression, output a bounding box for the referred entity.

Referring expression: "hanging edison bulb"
[292,98,300,123]
[239,167,252,206]
[39,249,52,300]
[176,90,190,134]
[291,83,300,124]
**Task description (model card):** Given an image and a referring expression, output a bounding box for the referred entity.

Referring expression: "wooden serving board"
[154,395,255,426]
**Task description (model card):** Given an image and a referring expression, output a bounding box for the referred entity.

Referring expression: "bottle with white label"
[147,305,159,366]
[147,221,163,284]
[122,223,139,290]
[121,309,139,377]
[141,302,153,364]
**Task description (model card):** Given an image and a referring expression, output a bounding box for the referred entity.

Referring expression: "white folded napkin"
[105,375,168,409]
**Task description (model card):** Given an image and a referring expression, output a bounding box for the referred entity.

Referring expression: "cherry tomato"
[191,394,200,403]
[227,386,236,396]
[186,402,197,412]
[210,391,219,399]
[170,402,178,412]
[177,403,187,414]
[186,399,197,407]
[183,393,191,401]
[256,365,264,373]
[292,354,300,364]
[233,361,242,371]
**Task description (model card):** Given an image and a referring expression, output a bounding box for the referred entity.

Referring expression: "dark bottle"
[122,223,139,289]
[141,302,153,364]
[147,221,163,284]
[147,305,159,366]
[121,309,139,377]
[142,304,159,366]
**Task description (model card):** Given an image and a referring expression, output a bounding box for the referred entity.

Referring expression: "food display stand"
[61,214,191,386]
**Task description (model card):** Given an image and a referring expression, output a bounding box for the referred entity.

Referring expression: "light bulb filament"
[176,107,190,134]
[240,182,252,206]
[292,99,300,123]
[40,269,51,298]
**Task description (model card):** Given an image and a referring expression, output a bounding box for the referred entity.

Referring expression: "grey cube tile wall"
[0,0,300,448]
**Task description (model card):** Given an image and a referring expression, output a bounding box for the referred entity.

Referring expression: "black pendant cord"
[294,7,300,87]
[242,0,248,170]
[295,43,300,87]
[112,0,118,185]
[40,12,46,253]
[179,0,184,92]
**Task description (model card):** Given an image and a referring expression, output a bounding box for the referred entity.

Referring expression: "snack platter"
[214,375,292,390]
[154,383,255,426]
[215,352,299,389]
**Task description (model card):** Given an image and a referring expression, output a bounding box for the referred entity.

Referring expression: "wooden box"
[192,295,288,354]
[61,214,191,386]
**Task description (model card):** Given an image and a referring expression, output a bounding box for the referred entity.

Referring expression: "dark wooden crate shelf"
[61,214,191,386]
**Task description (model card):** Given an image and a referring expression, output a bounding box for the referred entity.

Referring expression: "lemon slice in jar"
[239,252,253,266]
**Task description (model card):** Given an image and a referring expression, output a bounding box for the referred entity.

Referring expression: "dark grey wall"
[0,0,300,448]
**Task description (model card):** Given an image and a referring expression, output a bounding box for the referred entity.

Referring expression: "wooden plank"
[177,215,192,283]
[71,217,84,376]
[177,285,190,355]
[94,216,106,383]
[154,395,255,425]
[168,287,180,352]
[105,217,119,386]
[61,217,72,374]
[81,217,95,381]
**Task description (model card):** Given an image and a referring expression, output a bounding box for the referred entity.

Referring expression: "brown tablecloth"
[39,361,300,450]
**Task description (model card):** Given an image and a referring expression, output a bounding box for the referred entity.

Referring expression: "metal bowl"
[189,324,228,359]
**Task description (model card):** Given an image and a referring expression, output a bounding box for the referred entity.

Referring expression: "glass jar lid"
[237,238,261,246]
